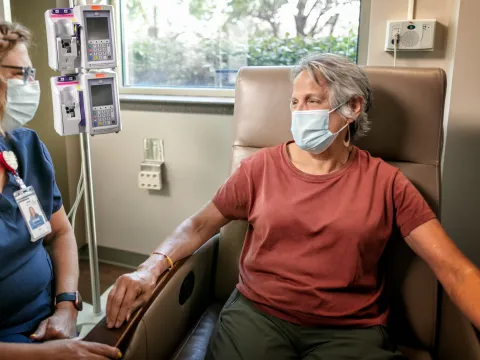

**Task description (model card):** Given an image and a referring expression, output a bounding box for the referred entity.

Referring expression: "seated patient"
[107,53,480,359]
[0,22,120,359]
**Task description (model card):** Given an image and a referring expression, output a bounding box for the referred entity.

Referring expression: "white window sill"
[119,94,235,106]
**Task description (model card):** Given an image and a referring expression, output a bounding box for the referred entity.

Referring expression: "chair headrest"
[234,66,446,166]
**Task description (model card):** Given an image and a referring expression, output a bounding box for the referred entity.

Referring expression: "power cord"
[67,165,85,232]
[393,32,400,67]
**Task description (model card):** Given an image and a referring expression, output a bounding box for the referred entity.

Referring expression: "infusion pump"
[51,72,121,136]
[81,72,121,136]
[46,4,121,137]
[45,5,117,73]
[74,5,117,70]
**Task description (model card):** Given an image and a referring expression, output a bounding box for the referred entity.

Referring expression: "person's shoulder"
[230,144,283,181]
[7,128,54,166]
[6,128,45,151]
[6,127,41,144]
[356,147,400,177]
[239,143,283,170]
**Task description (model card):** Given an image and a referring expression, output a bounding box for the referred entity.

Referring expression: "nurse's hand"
[106,270,157,329]
[30,305,77,341]
[39,338,122,359]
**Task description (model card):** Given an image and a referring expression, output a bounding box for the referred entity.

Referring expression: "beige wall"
[88,110,233,254]
[441,0,480,265]
[367,0,453,68]
[368,0,480,265]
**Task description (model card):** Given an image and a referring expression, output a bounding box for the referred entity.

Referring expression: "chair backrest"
[214,66,446,352]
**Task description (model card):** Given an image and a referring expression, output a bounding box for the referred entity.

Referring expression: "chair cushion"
[398,346,433,360]
[171,303,433,360]
[171,303,222,360]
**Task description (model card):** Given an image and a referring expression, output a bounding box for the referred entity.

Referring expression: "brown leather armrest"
[84,235,219,357]
[83,257,188,352]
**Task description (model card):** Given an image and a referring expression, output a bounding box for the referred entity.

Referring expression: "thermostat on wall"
[385,19,436,51]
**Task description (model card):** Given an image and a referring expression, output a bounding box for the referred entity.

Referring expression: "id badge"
[14,186,52,242]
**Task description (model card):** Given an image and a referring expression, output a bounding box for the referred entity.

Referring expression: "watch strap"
[55,292,81,310]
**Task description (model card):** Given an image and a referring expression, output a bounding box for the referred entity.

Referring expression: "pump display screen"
[86,16,109,41]
[85,11,113,63]
[90,82,116,128]
[91,84,113,107]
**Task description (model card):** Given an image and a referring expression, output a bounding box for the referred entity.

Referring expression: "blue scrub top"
[0,128,63,337]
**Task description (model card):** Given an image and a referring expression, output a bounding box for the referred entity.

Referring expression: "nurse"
[0,22,120,359]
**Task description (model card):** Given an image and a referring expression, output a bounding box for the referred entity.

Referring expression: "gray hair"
[291,53,372,139]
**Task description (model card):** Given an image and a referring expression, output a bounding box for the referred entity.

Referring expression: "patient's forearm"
[138,217,211,279]
[406,220,480,330]
[443,266,480,330]
[137,202,228,280]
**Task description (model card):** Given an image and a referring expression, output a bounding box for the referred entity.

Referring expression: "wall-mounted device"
[45,5,117,72]
[46,4,121,137]
[138,138,164,191]
[51,72,121,136]
[80,71,121,136]
[45,8,79,73]
[385,20,436,51]
[74,4,117,70]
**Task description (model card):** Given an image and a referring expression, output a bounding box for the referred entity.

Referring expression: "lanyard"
[0,151,26,189]
[0,150,51,242]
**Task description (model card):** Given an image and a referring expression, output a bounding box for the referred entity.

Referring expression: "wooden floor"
[78,259,131,304]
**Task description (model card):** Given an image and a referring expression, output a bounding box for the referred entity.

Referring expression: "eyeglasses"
[0,65,36,85]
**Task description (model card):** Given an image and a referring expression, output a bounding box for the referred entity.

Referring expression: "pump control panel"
[74,5,117,70]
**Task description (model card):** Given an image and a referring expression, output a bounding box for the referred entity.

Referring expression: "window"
[119,0,362,92]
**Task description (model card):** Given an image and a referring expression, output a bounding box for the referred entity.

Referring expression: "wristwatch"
[55,291,83,311]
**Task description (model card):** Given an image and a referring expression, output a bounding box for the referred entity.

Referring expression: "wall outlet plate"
[139,138,164,191]
[138,170,162,191]
[144,138,164,163]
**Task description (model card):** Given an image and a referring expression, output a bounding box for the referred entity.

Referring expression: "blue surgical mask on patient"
[2,79,41,131]
[291,101,349,154]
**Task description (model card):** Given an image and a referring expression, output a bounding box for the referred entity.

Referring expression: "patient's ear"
[349,96,364,120]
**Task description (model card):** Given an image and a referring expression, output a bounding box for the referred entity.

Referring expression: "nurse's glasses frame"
[0,65,36,85]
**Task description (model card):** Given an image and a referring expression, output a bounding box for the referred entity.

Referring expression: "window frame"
[1,0,12,22]
[112,0,371,99]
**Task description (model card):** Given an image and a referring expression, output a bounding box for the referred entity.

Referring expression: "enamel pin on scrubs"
[0,151,52,242]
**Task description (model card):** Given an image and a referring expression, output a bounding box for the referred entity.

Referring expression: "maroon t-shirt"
[212,142,436,327]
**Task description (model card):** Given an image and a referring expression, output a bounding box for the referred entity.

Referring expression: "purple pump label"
[56,75,78,86]
[50,8,73,18]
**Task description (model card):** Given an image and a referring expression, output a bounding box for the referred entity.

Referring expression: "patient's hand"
[106,270,156,329]
[30,305,77,341]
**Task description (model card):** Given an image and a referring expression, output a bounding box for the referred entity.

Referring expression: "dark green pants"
[206,290,407,360]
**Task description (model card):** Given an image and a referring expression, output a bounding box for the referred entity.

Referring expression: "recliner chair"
[86,66,480,360]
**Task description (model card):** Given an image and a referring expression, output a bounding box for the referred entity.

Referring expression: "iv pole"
[64,0,102,316]
[79,134,102,315]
